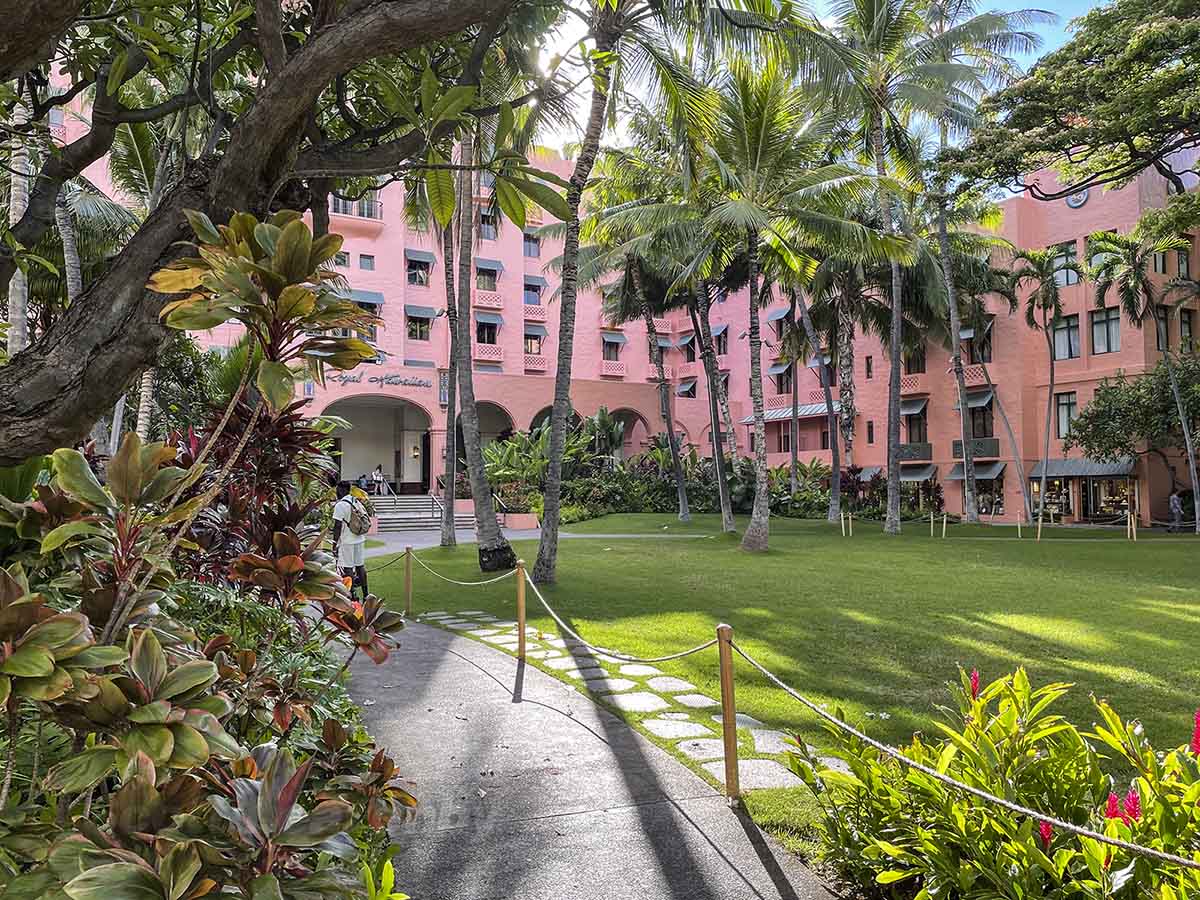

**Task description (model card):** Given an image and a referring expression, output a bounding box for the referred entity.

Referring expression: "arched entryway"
[324,396,433,494]
[610,407,652,460]
[455,401,516,462]
[530,405,582,434]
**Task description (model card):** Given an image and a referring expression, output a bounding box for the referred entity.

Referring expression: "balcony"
[329,196,385,234]
[473,343,503,363]
[600,359,626,378]
[524,354,547,373]
[652,318,672,335]
[807,388,840,405]
[524,304,547,322]
[897,442,933,461]
[675,360,700,380]
[767,394,794,410]
[953,437,1001,459]
[646,365,673,381]
[475,291,504,310]
[962,365,988,388]
[900,372,929,395]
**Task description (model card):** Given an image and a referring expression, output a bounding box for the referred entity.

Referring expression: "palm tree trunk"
[1157,316,1200,532]
[704,282,739,458]
[787,297,799,494]
[633,263,688,522]
[873,116,903,535]
[741,228,770,552]
[440,221,459,548]
[691,296,735,532]
[56,191,83,303]
[794,289,840,522]
[134,368,155,440]
[980,360,1031,522]
[455,130,515,571]
[837,290,856,465]
[108,394,128,455]
[936,198,979,524]
[533,27,617,584]
[7,107,29,355]
[1039,322,1055,521]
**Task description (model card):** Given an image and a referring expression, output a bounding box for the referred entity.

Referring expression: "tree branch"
[255,0,287,76]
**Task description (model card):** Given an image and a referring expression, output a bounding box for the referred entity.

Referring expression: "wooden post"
[1132,509,1138,542]
[516,559,527,661]
[840,512,846,537]
[941,513,947,539]
[1036,511,1043,542]
[930,510,934,538]
[849,513,854,537]
[404,546,413,617]
[1017,518,1022,540]
[1126,510,1132,541]
[716,623,740,804]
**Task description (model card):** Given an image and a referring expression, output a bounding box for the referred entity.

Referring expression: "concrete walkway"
[349,622,837,900]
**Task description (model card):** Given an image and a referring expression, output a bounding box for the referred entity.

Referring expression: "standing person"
[1169,488,1184,533]
[372,464,391,496]
[333,481,371,598]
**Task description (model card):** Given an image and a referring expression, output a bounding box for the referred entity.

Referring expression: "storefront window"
[1030,477,1073,516]
[973,477,1005,517]
[1082,477,1132,520]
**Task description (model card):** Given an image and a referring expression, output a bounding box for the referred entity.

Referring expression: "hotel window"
[523,282,542,305]
[970,402,994,439]
[906,411,928,444]
[1087,232,1117,268]
[1179,241,1192,278]
[1182,309,1194,350]
[476,321,498,344]
[1154,251,1168,275]
[1051,241,1080,286]
[1157,306,1170,351]
[715,330,728,356]
[772,318,786,341]
[1053,314,1081,360]
[359,254,375,271]
[1090,306,1120,354]
[334,251,349,268]
[820,429,830,451]
[48,107,65,128]
[476,266,498,291]
[1055,391,1078,439]
[602,339,622,362]
[867,420,875,444]
[479,211,498,241]
[407,316,431,341]
[778,426,791,454]
[679,381,697,399]
[865,356,873,379]
[354,302,379,344]
[774,365,793,395]
[903,346,926,375]
[967,325,993,364]
[523,232,541,257]
[683,339,696,363]
[480,171,496,189]
[524,334,543,355]
[407,259,431,286]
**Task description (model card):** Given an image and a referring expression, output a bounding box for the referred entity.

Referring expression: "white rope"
[410,553,517,586]
[523,572,717,664]
[729,641,1200,872]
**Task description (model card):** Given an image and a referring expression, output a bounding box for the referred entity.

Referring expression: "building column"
[428,427,448,495]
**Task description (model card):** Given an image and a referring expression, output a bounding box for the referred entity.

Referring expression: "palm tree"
[6,101,31,357]
[1009,248,1084,521]
[790,287,842,522]
[1090,229,1200,533]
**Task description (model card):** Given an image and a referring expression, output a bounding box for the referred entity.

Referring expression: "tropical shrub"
[788,668,1200,898]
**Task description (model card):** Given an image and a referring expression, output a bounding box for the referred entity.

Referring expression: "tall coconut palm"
[1009,248,1084,521]
[1090,229,1200,533]
[7,102,30,356]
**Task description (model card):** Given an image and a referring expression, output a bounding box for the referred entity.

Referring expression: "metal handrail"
[492,492,509,513]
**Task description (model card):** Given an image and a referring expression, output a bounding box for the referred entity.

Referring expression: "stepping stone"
[702,758,802,790]
[678,738,726,761]
[619,664,663,677]
[545,656,584,671]
[674,694,719,709]
[647,676,696,693]
[492,620,517,628]
[750,729,794,755]
[467,628,501,637]
[564,666,605,681]
[494,640,521,649]
[457,610,488,616]
[525,649,562,660]
[544,638,568,649]
[660,712,691,721]
[643,718,712,739]
[583,677,638,694]
[474,615,499,622]
[420,611,450,618]
[446,622,478,630]
[711,713,764,729]
[604,692,670,713]
[482,634,517,645]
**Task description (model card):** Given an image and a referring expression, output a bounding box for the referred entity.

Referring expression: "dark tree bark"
[691,296,735,533]
[440,222,460,548]
[0,0,85,81]
[741,227,769,552]
[793,289,840,523]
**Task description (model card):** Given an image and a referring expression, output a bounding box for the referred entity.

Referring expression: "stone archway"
[610,407,653,461]
[323,395,433,494]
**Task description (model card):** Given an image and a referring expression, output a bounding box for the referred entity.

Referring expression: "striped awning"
[766,307,789,321]
[656,336,672,348]
[900,464,937,482]
[741,402,838,424]
[475,311,503,325]
[404,304,436,318]
[475,257,504,272]
[524,323,548,337]
[711,323,728,337]
[676,333,695,347]
[900,397,927,416]
[404,248,436,264]
[601,331,627,344]
[525,275,548,287]
[953,389,994,411]
[1029,458,1136,478]
[676,379,697,395]
[947,461,1006,481]
[767,361,791,375]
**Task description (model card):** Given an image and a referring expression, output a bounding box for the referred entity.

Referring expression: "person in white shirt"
[371,464,391,496]
[332,481,369,597]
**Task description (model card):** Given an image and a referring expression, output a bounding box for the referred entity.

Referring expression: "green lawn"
[367,514,1200,842]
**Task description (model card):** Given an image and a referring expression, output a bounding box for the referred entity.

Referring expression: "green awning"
[475,311,503,325]
[524,323,548,337]
[947,461,1006,481]
[601,331,627,344]
[1029,458,1136,478]
[404,304,436,318]
[524,275,548,287]
[900,464,937,482]
[656,336,672,348]
[404,249,436,264]
[347,288,385,305]
[767,361,791,375]
[676,333,695,347]
[476,257,504,272]
[766,307,789,321]
[953,389,993,411]
[676,379,697,395]
[900,398,928,416]
[711,323,728,337]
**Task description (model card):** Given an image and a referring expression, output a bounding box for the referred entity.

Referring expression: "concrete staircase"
[372,495,475,533]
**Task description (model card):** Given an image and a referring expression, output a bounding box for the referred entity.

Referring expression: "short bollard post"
[848,513,854,537]
[1132,510,1138,542]
[840,512,846,537]
[1126,510,1132,541]
[716,624,740,804]
[941,513,947,539]
[1017,518,1022,540]
[404,546,413,617]
[1036,511,1043,542]
[930,510,934,538]
[516,560,527,661]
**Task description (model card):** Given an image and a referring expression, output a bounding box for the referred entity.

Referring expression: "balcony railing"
[524,354,547,373]
[652,318,672,335]
[675,361,700,379]
[473,343,503,363]
[330,196,384,220]
[475,291,504,310]
[897,442,933,461]
[807,388,840,405]
[524,304,547,322]
[953,437,1001,459]
[767,394,795,410]
[962,365,988,388]
[600,359,626,378]
[900,373,929,395]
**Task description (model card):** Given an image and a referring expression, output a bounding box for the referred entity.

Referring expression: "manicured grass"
[364,539,386,549]
[367,514,1200,845]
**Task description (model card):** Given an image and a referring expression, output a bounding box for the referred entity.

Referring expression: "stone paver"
[619,664,663,677]
[467,628,501,637]
[525,649,562,660]
[545,655,584,671]
[564,666,606,681]
[584,677,639,694]
[604,692,671,713]
[492,619,517,627]
[660,712,691,721]
[646,676,696,693]
[474,615,499,622]
[678,738,726,761]
[544,637,568,649]
[702,759,803,790]
[643,719,712,739]
[446,622,479,630]
[711,713,764,729]
[751,729,794,755]
[482,633,517,645]
[457,610,488,616]
[674,693,719,709]
[419,611,450,618]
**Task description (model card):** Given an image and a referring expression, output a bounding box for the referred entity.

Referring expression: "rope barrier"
[728,640,1200,873]
[523,571,718,664]
[410,553,517,586]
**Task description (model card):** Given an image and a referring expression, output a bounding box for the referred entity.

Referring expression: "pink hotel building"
[67,120,1195,524]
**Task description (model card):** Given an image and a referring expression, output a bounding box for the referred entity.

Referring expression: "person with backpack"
[333,480,372,598]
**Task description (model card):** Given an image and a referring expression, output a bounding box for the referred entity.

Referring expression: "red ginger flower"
[970,669,980,699]
[1124,788,1142,822]
[1191,709,1200,754]
[1105,792,1123,820]
[1038,820,1053,850]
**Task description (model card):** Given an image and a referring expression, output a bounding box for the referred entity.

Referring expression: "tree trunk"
[56,190,83,303]
[1157,316,1200,532]
[1039,321,1055,521]
[108,394,128,456]
[873,115,903,535]
[134,368,156,440]
[310,177,332,239]
[633,263,688,522]
[979,360,1031,522]
[741,228,770,552]
[533,26,616,584]
[794,289,840,522]
[440,221,459,547]
[787,297,799,495]
[836,289,856,466]
[937,198,979,524]
[455,130,515,571]
[691,296,735,532]
[7,107,29,355]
